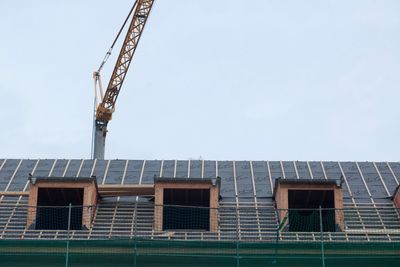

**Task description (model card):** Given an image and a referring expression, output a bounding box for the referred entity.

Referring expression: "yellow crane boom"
[92,0,155,159]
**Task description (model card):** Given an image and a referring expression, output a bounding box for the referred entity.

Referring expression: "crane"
[92,0,155,159]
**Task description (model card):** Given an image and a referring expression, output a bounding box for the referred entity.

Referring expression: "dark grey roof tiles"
[0,159,399,204]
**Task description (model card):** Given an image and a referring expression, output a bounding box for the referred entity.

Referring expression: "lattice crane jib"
[92,0,155,160]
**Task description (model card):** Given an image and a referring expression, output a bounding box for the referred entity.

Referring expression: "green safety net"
[288,209,336,232]
[0,239,399,267]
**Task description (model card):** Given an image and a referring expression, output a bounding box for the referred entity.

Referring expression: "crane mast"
[92,0,155,159]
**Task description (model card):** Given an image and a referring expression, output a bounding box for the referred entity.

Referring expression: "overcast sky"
[0,0,399,161]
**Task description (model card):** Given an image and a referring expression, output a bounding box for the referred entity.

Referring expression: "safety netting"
[0,239,399,267]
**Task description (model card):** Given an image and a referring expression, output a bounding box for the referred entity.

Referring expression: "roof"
[0,159,400,242]
[1,159,399,202]
[28,175,97,184]
[154,176,221,185]
[274,178,340,186]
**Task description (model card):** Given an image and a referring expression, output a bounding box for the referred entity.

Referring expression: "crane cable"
[96,0,139,73]
[93,0,139,102]
[91,0,139,159]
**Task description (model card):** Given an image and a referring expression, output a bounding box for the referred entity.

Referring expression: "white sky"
[0,0,399,161]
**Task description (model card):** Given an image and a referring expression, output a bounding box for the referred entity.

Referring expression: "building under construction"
[0,159,400,266]
[1,1,399,266]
